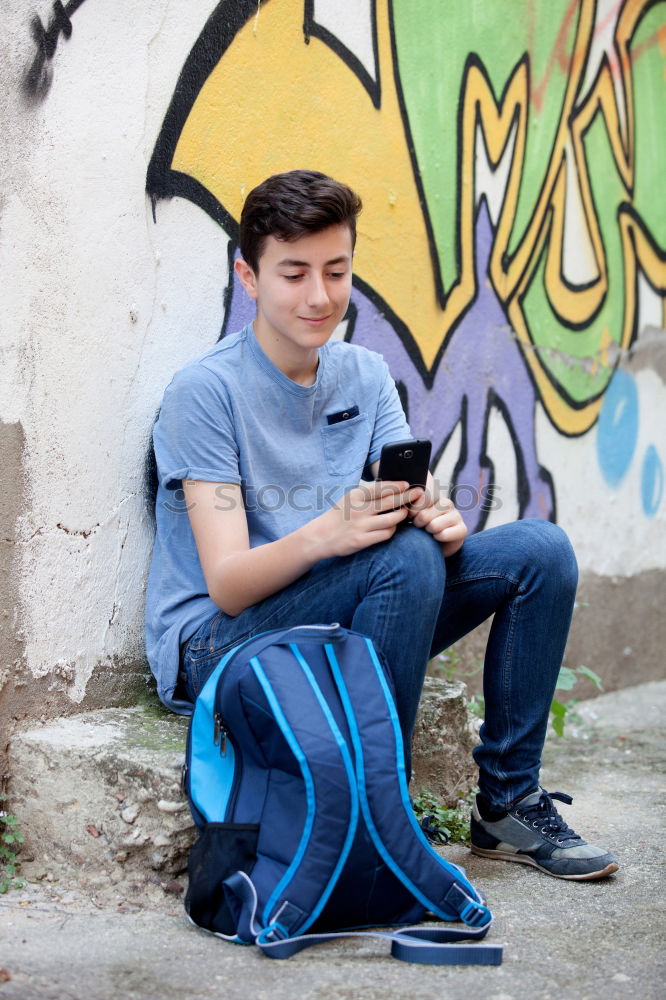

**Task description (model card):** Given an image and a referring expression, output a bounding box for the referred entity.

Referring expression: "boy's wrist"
[297,512,334,564]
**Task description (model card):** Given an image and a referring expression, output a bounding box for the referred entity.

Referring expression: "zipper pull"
[213,712,228,756]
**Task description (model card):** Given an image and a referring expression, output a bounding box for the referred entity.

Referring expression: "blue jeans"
[181,519,578,810]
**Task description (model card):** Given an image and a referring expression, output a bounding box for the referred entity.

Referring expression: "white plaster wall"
[1,0,227,699]
[473,356,666,576]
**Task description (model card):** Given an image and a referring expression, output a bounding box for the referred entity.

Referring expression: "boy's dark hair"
[239,170,362,273]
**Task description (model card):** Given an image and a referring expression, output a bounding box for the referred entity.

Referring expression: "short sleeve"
[153,365,241,490]
[366,360,412,467]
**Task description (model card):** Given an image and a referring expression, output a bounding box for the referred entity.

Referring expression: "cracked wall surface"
[1,0,664,740]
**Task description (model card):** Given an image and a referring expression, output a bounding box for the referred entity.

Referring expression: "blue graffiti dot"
[596,371,639,486]
[641,445,663,517]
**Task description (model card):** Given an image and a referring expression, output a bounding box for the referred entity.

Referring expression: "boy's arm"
[184,479,416,617]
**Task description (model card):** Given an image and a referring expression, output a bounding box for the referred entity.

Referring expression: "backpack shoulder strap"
[224,870,502,965]
[221,633,359,941]
[325,634,494,931]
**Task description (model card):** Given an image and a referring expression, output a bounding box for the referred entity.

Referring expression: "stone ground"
[1,680,664,1000]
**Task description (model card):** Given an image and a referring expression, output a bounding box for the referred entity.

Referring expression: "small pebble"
[163,880,184,895]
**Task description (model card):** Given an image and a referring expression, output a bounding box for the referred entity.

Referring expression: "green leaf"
[468,694,485,719]
[550,698,568,738]
[555,666,578,691]
[576,665,604,690]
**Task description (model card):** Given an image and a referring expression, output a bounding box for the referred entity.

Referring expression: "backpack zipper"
[194,627,341,822]
[213,711,228,756]
[185,633,266,826]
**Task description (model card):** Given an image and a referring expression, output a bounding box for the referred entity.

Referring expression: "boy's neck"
[252,320,320,386]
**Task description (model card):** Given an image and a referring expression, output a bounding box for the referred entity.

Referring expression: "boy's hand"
[407,484,467,557]
[312,481,419,558]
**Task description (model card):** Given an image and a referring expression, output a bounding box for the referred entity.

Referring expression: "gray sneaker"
[470,788,619,880]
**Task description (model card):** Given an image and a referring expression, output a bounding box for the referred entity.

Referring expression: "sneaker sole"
[470,845,619,880]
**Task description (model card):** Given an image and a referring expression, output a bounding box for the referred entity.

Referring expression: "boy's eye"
[328,271,346,279]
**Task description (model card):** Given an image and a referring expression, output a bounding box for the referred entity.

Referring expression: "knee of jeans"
[519,519,579,593]
[388,525,446,594]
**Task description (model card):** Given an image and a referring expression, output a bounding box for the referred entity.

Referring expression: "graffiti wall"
[1,0,664,723]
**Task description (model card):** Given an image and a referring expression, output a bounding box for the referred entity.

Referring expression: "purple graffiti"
[349,202,556,530]
[222,201,555,532]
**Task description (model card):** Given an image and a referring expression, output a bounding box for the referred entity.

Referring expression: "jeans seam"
[446,571,521,589]
[500,590,521,780]
[481,583,526,806]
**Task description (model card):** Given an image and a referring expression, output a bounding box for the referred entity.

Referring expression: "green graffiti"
[392,0,579,288]
[391,0,665,427]
[633,5,666,249]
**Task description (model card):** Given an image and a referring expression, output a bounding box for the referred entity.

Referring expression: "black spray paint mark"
[23,0,89,102]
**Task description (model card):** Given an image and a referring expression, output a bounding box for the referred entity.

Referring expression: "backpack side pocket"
[185,822,260,937]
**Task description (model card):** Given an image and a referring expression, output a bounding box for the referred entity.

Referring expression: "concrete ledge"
[9,678,476,877]
[10,706,193,876]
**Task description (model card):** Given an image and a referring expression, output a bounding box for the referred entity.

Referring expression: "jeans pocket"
[187,611,226,656]
[185,822,260,935]
[182,628,256,700]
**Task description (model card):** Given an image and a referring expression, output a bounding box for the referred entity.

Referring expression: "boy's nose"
[305,274,330,308]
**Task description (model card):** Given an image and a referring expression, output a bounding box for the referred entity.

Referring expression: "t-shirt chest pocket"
[321,411,371,477]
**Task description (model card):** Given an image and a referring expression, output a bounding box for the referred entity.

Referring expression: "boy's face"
[234,224,353,362]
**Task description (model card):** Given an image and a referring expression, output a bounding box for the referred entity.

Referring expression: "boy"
[146,170,618,881]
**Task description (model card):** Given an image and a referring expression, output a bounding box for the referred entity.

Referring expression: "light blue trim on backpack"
[189,631,273,823]
[249,655,318,930]
[188,644,241,823]
[362,638,485,908]
[325,642,485,923]
[287,643,360,934]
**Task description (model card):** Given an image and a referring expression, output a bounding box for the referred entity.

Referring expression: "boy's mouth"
[300,314,332,325]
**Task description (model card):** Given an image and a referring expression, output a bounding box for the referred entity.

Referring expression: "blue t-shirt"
[145,324,411,711]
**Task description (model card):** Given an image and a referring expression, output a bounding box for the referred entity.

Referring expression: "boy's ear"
[234,256,258,300]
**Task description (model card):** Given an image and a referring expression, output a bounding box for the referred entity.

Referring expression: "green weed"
[0,795,25,894]
[412,787,477,845]
[430,645,482,683]
[549,664,603,737]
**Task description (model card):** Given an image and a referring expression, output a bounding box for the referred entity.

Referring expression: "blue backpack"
[183,623,502,965]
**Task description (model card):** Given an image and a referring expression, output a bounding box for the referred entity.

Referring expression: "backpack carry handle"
[241,623,345,664]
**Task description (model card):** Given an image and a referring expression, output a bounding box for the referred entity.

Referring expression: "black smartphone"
[378,439,432,489]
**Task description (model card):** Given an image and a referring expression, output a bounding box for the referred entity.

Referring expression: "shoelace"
[516,790,582,842]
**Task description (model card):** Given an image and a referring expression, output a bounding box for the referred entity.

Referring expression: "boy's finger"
[372,505,409,528]
[375,481,410,508]
[376,479,408,494]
